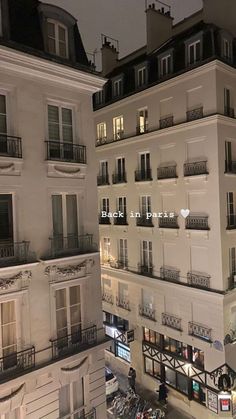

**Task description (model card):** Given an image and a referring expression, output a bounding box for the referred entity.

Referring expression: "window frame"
[97,122,107,141]
[185,33,203,66]
[51,192,80,239]
[158,50,173,78]
[47,18,69,58]
[113,115,124,140]
[112,77,123,98]
[118,238,128,267]
[47,101,76,144]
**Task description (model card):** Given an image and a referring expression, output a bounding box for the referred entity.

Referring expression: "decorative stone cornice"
[0,271,32,290]
[0,383,25,403]
[45,258,94,281]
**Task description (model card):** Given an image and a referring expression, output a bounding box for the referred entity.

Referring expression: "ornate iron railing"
[184,160,208,176]
[0,347,35,377]
[49,234,96,257]
[0,241,30,264]
[224,107,235,118]
[114,214,128,225]
[112,172,127,184]
[136,215,154,227]
[159,116,173,129]
[159,216,179,229]
[157,165,177,179]
[225,160,236,174]
[116,296,130,311]
[0,135,22,158]
[98,214,111,224]
[187,271,210,289]
[113,130,124,141]
[227,214,236,229]
[160,266,180,282]
[138,264,153,276]
[186,107,203,121]
[185,215,209,230]
[162,313,182,331]
[102,292,113,305]
[135,169,152,181]
[45,141,86,164]
[50,325,97,360]
[139,304,156,321]
[97,174,109,186]
[136,122,149,135]
[96,137,107,146]
[189,321,212,342]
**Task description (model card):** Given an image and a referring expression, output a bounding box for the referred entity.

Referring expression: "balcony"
[102,291,113,305]
[159,116,173,129]
[96,136,107,146]
[98,213,111,225]
[50,325,97,360]
[157,165,177,179]
[227,214,236,230]
[185,215,209,230]
[49,234,96,258]
[184,160,208,176]
[97,174,109,186]
[0,347,35,380]
[45,141,86,164]
[188,321,212,342]
[138,263,153,277]
[0,135,22,158]
[112,172,127,184]
[186,107,203,121]
[114,214,128,225]
[116,296,130,311]
[0,241,30,267]
[159,216,179,229]
[113,130,124,141]
[136,123,149,135]
[139,304,156,321]
[136,215,154,227]
[162,313,182,331]
[187,271,211,289]
[160,266,180,282]
[135,169,152,182]
[225,160,236,174]
[110,259,128,269]
[224,107,235,118]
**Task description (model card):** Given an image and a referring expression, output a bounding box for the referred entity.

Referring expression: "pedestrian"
[157,381,168,406]
[128,367,136,392]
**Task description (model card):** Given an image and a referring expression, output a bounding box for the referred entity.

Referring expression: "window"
[137,108,148,134]
[56,285,81,341]
[227,192,236,227]
[137,66,147,88]
[117,197,126,215]
[59,379,84,418]
[142,241,152,268]
[144,356,161,378]
[102,238,111,262]
[116,341,130,362]
[223,38,232,60]
[0,301,17,370]
[192,380,206,404]
[192,347,204,369]
[229,247,236,278]
[160,55,171,77]
[140,152,150,173]
[119,239,128,267]
[52,194,78,249]
[97,122,106,142]
[113,78,123,97]
[113,116,124,140]
[100,160,108,176]
[47,104,74,160]
[143,328,161,347]
[116,157,125,179]
[176,373,188,395]
[164,336,188,360]
[0,1,2,37]
[187,40,201,65]
[95,90,103,106]
[140,196,151,215]
[101,197,109,213]
[165,366,176,387]
[47,19,68,58]
[0,94,7,135]
[0,195,13,245]
[224,88,234,116]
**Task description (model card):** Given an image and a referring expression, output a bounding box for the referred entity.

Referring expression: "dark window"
[176,373,188,395]
[165,366,176,387]
[0,195,13,243]
[164,336,188,360]
[144,356,161,378]
[192,347,204,369]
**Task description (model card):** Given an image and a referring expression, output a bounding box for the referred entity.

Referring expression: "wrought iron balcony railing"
[138,263,153,276]
[112,172,127,184]
[98,214,111,225]
[0,241,30,266]
[225,160,236,174]
[159,116,174,129]
[114,214,128,225]
[157,165,177,179]
[224,107,235,118]
[113,130,124,141]
[96,136,107,146]
[135,169,152,182]
[227,214,236,230]
[188,321,212,342]
[0,135,22,158]
[185,215,209,230]
[102,292,113,305]
[136,215,154,227]
[97,174,109,186]
[186,107,203,121]
[139,304,156,321]
[136,123,149,135]
[45,141,86,164]
[187,271,211,289]
[110,259,128,269]
[162,313,182,331]
[116,296,130,311]
[160,266,180,282]
[0,346,35,378]
[184,160,208,176]
[49,234,96,258]
[159,216,179,229]
[50,325,97,360]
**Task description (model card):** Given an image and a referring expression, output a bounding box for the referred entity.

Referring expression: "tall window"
[99,160,108,177]
[117,197,127,215]
[137,66,147,88]
[142,240,152,268]
[113,78,122,97]
[0,195,13,245]
[229,247,236,278]
[52,194,78,249]
[137,108,148,134]
[140,196,151,215]
[55,285,81,341]
[160,55,171,77]
[223,38,232,60]
[188,40,201,65]
[140,152,150,173]
[119,239,128,267]
[116,157,125,178]
[95,90,103,106]
[0,301,17,370]
[227,192,235,227]
[103,237,111,261]
[97,122,107,142]
[224,88,234,116]
[0,1,2,37]
[48,104,74,160]
[47,19,68,58]
[0,94,7,135]
[101,197,109,213]
[59,379,84,419]
[113,116,124,140]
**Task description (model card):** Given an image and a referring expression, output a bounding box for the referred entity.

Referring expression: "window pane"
[165,367,176,387]
[70,306,81,326]
[2,324,16,347]
[47,22,55,37]
[192,347,204,368]
[59,41,67,58]
[176,373,188,394]
[66,195,78,236]
[0,115,7,134]
[143,327,150,342]
[2,301,15,324]
[0,195,13,241]
[192,380,206,404]
[70,285,80,306]
[145,357,153,375]
[48,105,59,140]
[59,26,66,42]
[56,288,66,309]
[153,361,161,377]
[62,108,72,125]
[56,308,67,330]
[52,195,63,236]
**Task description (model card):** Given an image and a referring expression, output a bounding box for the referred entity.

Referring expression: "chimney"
[101,36,119,76]
[146,3,173,54]
[203,0,236,36]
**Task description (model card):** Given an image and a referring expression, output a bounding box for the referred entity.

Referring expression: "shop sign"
[220,397,231,412]
[127,330,134,343]
[207,390,218,414]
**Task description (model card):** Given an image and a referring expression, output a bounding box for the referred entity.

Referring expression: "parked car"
[105,367,119,397]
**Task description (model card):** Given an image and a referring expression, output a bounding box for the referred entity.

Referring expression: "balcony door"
[119,239,128,268]
[117,197,126,215]
[225,141,232,172]
[116,157,125,181]
[113,116,124,140]
[142,240,152,268]
[52,194,78,251]
[0,94,7,154]
[0,195,13,258]
[140,152,150,174]
[0,301,17,370]
[227,192,235,227]
[48,104,74,160]
[140,195,151,215]
[224,88,232,115]
[137,108,148,133]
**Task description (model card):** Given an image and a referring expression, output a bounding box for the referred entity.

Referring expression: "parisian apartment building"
[94,0,236,417]
[0,0,108,418]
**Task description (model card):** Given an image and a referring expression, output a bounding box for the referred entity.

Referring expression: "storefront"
[103,311,131,363]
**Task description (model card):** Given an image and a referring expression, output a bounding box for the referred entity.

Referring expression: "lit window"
[188,40,201,65]
[137,66,147,87]
[47,104,74,160]
[137,108,148,134]
[103,237,111,261]
[119,239,128,268]
[97,122,107,142]
[47,19,68,58]
[160,54,171,77]
[113,115,124,140]
[113,78,122,97]
[55,285,81,340]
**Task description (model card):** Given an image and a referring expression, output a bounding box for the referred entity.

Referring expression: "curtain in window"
[48,105,60,141]
[66,195,78,250]
[56,288,67,340]
[62,108,73,142]
[52,195,63,236]
[1,301,17,368]
[0,195,13,242]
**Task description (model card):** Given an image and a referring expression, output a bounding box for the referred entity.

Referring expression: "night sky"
[45,0,203,68]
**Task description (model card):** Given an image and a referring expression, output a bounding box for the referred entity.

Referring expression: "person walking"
[157,381,168,406]
[128,367,136,392]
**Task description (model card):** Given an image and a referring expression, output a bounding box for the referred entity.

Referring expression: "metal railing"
[160,266,180,282]
[187,271,211,289]
[139,304,156,321]
[45,141,86,164]
[110,259,128,269]
[0,135,22,158]
[61,407,96,419]
[185,215,209,230]
[97,174,109,186]
[113,130,124,141]
[138,263,153,276]
[114,214,128,225]
[135,169,152,181]
[0,241,30,264]
[98,214,111,225]
[157,165,177,179]
[225,160,236,174]
[50,325,97,360]
[0,347,35,377]
[184,160,208,176]
[186,107,203,121]
[159,216,179,229]
[102,292,113,305]
[116,296,130,311]
[159,116,174,129]
[224,107,235,118]
[136,123,149,135]
[162,313,182,331]
[227,214,236,229]
[112,172,127,184]
[49,234,96,258]
[96,137,107,146]
[136,215,154,227]
[189,321,212,342]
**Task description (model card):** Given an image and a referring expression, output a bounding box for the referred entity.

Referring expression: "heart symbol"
[180,209,190,218]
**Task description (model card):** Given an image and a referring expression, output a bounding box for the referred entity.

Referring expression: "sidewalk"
[107,363,195,419]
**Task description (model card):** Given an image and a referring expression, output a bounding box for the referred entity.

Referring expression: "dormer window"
[188,40,201,65]
[47,19,68,58]
[135,63,148,88]
[158,50,173,78]
[112,77,123,98]
[0,0,2,37]
[222,35,233,62]
[95,90,103,106]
